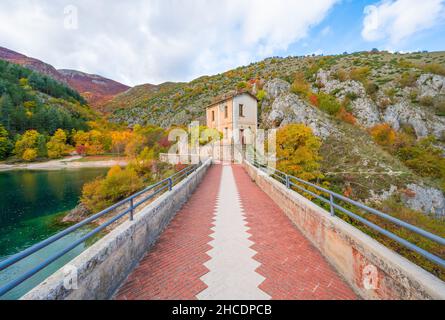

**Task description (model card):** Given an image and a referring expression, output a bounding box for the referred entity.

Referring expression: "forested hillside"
[0,60,96,160]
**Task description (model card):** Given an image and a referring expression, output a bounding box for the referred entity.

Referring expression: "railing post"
[330,194,335,216]
[168,178,173,191]
[129,198,134,221]
[286,175,290,189]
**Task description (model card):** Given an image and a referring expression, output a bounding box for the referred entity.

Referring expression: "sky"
[0,0,444,86]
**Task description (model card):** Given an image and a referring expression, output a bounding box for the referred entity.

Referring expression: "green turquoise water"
[0,168,108,299]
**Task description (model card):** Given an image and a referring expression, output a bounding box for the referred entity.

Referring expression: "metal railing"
[249,159,445,269]
[0,162,203,297]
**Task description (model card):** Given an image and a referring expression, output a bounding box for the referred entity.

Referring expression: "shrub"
[419,63,445,76]
[419,95,434,107]
[409,89,419,103]
[399,71,418,88]
[317,92,341,115]
[309,94,319,107]
[236,81,248,91]
[345,92,359,101]
[332,68,349,82]
[369,123,397,147]
[397,136,445,179]
[349,67,370,83]
[434,96,445,116]
[337,107,357,125]
[290,72,311,98]
[365,81,379,96]
[256,89,266,101]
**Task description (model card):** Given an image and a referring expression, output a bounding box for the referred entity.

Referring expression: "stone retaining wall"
[22,159,212,300]
[243,161,445,300]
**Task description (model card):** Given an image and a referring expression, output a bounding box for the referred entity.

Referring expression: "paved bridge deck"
[115,164,357,300]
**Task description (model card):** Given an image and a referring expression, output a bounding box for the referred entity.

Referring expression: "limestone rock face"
[266,93,337,139]
[349,97,381,127]
[316,70,381,127]
[417,74,445,98]
[383,101,445,139]
[402,184,445,216]
[264,78,291,100]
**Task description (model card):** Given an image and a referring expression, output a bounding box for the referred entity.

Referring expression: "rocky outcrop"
[264,78,290,100]
[402,184,445,217]
[266,93,337,139]
[62,203,91,223]
[383,101,445,139]
[349,97,381,127]
[417,74,445,98]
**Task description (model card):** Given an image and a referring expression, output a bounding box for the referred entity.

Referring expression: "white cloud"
[321,26,332,36]
[0,0,339,85]
[362,0,445,44]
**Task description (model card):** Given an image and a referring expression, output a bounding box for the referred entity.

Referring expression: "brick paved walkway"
[115,164,357,300]
[232,165,356,300]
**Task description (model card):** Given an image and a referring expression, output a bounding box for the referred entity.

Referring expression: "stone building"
[205,92,258,145]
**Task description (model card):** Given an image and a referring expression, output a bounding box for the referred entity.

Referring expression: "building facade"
[205,92,258,145]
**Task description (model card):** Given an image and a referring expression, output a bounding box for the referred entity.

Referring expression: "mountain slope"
[58,69,130,111]
[108,50,445,217]
[103,82,184,113]
[0,46,130,111]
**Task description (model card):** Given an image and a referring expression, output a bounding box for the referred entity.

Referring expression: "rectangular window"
[239,104,244,117]
[212,110,215,121]
[224,105,228,118]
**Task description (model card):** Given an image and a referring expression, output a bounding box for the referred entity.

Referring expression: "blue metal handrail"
[250,159,445,269]
[0,162,203,297]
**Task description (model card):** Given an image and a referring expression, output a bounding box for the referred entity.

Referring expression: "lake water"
[0,168,108,299]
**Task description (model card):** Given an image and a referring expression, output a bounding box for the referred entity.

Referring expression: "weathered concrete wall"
[243,161,445,300]
[22,159,212,300]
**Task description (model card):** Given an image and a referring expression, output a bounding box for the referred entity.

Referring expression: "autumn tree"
[111,130,133,158]
[276,124,323,182]
[81,166,144,212]
[73,129,111,156]
[47,129,70,159]
[14,130,46,161]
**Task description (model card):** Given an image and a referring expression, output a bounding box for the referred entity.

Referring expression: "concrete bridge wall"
[243,161,445,300]
[22,159,212,300]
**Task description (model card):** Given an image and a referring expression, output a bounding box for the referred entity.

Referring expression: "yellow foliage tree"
[81,166,144,212]
[14,130,41,161]
[22,148,37,162]
[47,129,70,159]
[276,124,323,182]
[111,131,133,157]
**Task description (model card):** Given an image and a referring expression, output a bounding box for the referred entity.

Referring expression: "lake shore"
[0,156,128,171]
